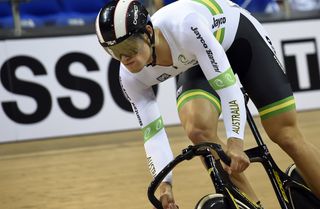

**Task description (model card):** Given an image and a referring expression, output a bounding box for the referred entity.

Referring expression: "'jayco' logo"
[133,5,139,25]
[191,27,220,73]
[212,17,226,29]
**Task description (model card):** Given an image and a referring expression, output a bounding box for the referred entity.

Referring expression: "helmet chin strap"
[145,26,157,67]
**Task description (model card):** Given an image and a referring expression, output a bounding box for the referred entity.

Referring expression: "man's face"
[120,36,152,73]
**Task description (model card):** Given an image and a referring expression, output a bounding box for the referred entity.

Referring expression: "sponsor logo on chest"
[178,54,198,66]
[157,73,171,82]
[212,17,227,29]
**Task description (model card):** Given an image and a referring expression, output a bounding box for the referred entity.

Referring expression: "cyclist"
[95,0,320,208]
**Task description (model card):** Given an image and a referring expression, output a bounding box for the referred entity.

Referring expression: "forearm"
[144,128,174,183]
[205,66,246,140]
[216,82,246,140]
[119,65,174,183]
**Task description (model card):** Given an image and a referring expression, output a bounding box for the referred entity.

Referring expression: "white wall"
[0,18,320,142]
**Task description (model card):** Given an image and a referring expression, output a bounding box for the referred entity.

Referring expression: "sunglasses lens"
[104,35,142,60]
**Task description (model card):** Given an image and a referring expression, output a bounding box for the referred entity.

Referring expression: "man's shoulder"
[151,1,199,28]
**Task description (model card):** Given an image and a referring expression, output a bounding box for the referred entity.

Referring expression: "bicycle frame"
[242,90,320,209]
[148,90,320,209]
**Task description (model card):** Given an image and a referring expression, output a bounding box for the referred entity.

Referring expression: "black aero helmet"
[95,0,156,64]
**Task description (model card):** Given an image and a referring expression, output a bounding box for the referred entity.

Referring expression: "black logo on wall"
[282,39,320,92]
[0,53,104,124]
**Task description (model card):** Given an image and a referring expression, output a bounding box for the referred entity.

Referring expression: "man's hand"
[155,182,179,209]
[224,137,250,175]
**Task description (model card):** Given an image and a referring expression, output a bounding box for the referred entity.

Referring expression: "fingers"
[225,138,249,174]
[168,203,179,209]
[231,155,250,172]
[221,161,232,175]
[160,194,178,209]
[158,182,178,209]
[160,194,169,208]
[223,153,250,175]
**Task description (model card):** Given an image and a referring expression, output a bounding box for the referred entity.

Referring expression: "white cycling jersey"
[119,0,249,183]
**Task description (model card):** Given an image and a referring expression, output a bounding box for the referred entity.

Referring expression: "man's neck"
[154,29,173,67]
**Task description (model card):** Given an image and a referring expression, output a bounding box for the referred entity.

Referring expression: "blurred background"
[0,1,320,209]
[0,0,320,34]
[0,0,319,141]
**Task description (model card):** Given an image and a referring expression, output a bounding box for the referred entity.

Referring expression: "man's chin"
[128,66,143,73]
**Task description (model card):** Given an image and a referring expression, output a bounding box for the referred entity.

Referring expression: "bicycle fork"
[202,152,259,209]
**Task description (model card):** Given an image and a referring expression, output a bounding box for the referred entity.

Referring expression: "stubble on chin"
[127,64,144,73]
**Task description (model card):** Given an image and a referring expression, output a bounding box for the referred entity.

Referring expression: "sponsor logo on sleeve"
[214,78,224,88]
[132,103,143,127]
[190,27,220,73]
[147,157,157,178]
[119,75,131,101]
[209,68,236,90]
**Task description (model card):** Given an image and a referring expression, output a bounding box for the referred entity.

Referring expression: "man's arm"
[181,13,247,141]
[181,13,249,174]
[119,67,174,183]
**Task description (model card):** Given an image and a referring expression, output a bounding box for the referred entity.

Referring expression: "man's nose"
[121,55,131,61]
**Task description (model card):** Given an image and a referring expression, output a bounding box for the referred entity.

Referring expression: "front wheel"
[286,164,320,208]
[195,193,251,209]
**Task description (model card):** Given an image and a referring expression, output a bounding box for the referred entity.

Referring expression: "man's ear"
[146,25,153,36]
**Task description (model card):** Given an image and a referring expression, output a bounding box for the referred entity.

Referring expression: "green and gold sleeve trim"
[177,89,221,113]
[193,0,225,43]
[214,28,225,44]
[209,68,236,90]
[142,117,164,143]
[259,96,296,120]
[193,0,223,14]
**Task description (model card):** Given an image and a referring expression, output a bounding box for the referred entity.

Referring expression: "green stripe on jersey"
[214,28,225,43]
[193,0,223,14]
[193,0,225,43]
[142,117,164,143]
[209,68,236,90]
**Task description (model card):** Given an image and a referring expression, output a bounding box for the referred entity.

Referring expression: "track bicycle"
[148,89,320,209]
